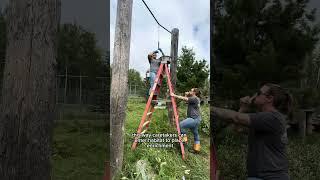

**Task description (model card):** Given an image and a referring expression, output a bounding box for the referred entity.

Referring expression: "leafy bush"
[200,104,210,135]
[292,88,320,108]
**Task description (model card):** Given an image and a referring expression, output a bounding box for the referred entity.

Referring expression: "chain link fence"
[128,83,148,97]
[0,71,109,121]
[55,74,109,121]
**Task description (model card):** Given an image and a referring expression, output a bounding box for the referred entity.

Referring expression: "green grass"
[50,101,320,179]
[52,119,108,180]
[216,128,320,179]
[120,97,210,179]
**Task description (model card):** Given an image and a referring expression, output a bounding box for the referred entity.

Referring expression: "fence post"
[56,75,58,103]
[79,74,82,104]
[64,66,68,103]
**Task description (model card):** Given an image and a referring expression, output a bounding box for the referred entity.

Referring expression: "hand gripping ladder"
[131,56,185,160]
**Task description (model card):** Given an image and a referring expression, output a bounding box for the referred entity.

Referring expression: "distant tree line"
[213,0,320,108]
[0,13,109,111]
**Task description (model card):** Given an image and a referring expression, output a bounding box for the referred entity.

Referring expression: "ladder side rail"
[164,64,185,159]
[137,63,164,133]
[132,63,164,149]
[164,64,180,129]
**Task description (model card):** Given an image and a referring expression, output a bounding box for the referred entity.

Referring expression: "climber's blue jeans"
[149,71,157,95]
[179,117,201,144]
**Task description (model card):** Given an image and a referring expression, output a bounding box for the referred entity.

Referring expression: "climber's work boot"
[193,143,201,153]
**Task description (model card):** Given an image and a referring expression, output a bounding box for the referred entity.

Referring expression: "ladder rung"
[142,121,150,127]
[133,63,184,160]
[141,129,147,134]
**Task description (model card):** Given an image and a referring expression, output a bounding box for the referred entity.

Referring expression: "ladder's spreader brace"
[131,56,185,160]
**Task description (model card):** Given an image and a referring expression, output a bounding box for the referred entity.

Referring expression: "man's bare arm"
[212,107,251,126]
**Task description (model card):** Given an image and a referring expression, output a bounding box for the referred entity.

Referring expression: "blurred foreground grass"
[52,104,108,180]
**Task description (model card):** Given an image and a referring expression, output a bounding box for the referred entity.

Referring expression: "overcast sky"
[309,0,320,18]
[60,0,108,50]
[1,0,320,68]
[110,0,210,77]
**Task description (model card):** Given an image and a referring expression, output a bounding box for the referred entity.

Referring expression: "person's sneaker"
[193,144,201,153]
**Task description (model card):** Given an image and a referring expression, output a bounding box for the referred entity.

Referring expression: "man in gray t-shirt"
[171,88,202,152]
[213,83,292,180]
[247,111,289,179]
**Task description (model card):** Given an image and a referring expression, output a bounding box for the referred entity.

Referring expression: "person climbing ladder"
[147,49,161,95]
[171,88,202,152]
[132,54,186,159]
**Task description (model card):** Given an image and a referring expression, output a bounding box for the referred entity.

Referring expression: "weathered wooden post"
[167,28,179,124]
[304,109,314,135]
[134,84,137,96]
[0,0,60,178]
[296,110,306,138]
[110,0,133,179]
[79,74,82,104]
[64,64,68,103]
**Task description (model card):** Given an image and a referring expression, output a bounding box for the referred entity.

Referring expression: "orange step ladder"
[131,56,185,160]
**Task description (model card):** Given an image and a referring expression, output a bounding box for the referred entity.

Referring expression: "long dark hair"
[265,83,293,115]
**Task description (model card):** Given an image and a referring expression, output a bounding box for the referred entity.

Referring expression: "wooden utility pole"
[0,0,60,179]
[110,0,133,179]
[167,28,179,124]
[211,1,218,179]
